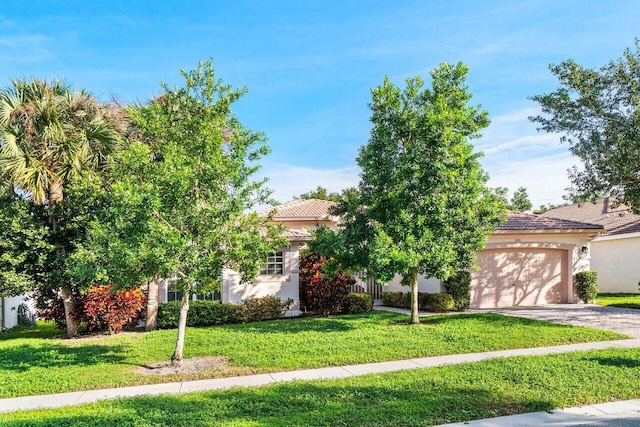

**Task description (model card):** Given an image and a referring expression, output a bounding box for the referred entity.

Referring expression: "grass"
[597,293,640,309]
[0,311,626,398]
[3,347,640,426]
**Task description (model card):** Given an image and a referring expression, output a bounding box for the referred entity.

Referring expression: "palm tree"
[0,78,123,337]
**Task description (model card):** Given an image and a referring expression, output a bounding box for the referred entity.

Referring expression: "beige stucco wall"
[223,244,301,317]
[382,231,593,303]
[591,233,640,293]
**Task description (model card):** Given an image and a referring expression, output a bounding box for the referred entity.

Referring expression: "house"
[156,198,339,317]
[1,295,27,330]
[384,211,603,308]
[542,197,640,293]
[156,199,605,313]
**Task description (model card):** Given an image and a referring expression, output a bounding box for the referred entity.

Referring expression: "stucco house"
[385,211,603,308]
[156,199,605,313]
[542,197,640,294]
[156,199,338,317]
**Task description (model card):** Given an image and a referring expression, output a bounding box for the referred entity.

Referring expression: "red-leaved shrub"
[299,252,355,316]
[83,285,146,333]
[36,284,146,334]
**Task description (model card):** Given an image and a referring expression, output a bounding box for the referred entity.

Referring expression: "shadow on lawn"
[0,343,129,372]
[2,381,557,426]
[221,316,356,334]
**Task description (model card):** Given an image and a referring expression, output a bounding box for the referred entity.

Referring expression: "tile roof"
[541,197,640,236]
[257,198,337,220]
[282,228,313,241]
[497,211,603,232]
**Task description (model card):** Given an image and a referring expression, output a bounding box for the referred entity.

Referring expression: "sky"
[1,1,639,208]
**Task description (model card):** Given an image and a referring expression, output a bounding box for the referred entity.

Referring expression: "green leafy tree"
[73,60,285,366]
[531,39,640,212]
[0,195,52,297]
[297,186,342,202]
[0,79,123,337]
[510,186,532,212]
[312,63,505,324]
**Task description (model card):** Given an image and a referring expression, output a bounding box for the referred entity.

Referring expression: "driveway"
[483,304,640,338]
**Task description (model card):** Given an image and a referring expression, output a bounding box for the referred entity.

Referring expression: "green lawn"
[3,347,640,426]
[597,293,640,309]
[0,311,626,398]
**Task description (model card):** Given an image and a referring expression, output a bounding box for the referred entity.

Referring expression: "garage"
[470,247,568,308]
[467,211,605,309]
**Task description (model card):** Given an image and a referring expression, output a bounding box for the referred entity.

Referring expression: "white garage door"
[470,248,568,309]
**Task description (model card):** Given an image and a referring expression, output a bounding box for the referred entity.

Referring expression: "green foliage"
[241,296,293,322]
[575,271,599,303]
[510,186,532,212]
[382,291,454,312]
[313,63,505,323]
[422,293,455,312]
[344,292,373,314]
[0,196,52,297]
[531,39,640,212]
[443,271,471,311]
[157,297,291,328]
[297,186,342,202]
[533,202,570,214]
[5,348,640,426]
[73,60,285,295]
[157,301,243,329]
[299,252,355,316]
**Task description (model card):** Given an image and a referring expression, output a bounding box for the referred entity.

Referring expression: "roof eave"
[493,229,603,235]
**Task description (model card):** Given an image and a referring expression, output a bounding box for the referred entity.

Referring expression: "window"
[196,291,221,301]
[166,274,183,302]
[260,251,284,275]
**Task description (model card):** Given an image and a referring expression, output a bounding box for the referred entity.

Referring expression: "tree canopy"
[71,60,286,364]
[531,39,640,212]
[296,186,343,202]
[313,63,505,323]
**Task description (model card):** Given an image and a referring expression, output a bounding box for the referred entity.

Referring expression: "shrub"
[242,296,293,322]
[35,284,146,333]
[299,252,355,316]
[157,296,292,329]
[443,271,471,311]
[381,291,411,308]
[83,285,146,333]
[575,271,598,303]
[157,300,243,329]
[344,293,373,314]
[422,293,455,312]
[382,291,454,312]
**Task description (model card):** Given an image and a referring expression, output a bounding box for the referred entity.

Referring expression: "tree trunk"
[60,286,79,337]
[48,180,80,339]
[171,291,190,367]
[410,269,420,324]
[145,278,159,332]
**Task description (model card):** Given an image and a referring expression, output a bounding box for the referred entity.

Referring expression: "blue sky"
[2,1,639,207]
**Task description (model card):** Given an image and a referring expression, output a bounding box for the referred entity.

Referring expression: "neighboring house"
[1,295,26,330]
[385,211,603,308]
[542,197,640,293]
[157,199,606,313]
[156,198,339,317]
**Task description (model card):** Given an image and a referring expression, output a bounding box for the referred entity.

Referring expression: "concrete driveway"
[482,304,640,338]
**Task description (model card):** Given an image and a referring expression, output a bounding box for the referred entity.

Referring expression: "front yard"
[3,347,640,426]
[597,293,640,309]
[0,310,626,398]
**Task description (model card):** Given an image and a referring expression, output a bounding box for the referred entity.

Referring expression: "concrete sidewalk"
[1,337,639,414]
[437,398,640,426]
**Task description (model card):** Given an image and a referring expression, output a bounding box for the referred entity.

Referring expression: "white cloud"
[259,163,359,203]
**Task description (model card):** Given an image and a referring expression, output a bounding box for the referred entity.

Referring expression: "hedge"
[381,291,455,312]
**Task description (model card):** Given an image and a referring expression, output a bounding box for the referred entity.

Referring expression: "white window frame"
[260,251,285,275]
